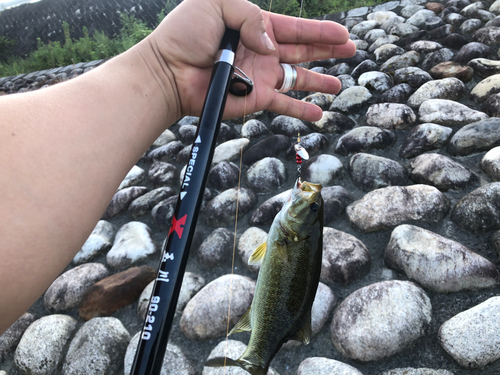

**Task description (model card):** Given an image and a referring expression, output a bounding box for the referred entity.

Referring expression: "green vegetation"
[0,0,383,77]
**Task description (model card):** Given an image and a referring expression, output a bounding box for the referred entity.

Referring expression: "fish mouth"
[299,180,322,193]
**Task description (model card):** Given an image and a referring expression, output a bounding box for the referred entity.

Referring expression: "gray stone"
[469,58,500,78]
[406,9,436,27]
[439,297,500,368]
[407,78,466,108]
[128,187,176,217]
[385,225,500,292]
[247,157,286,194]
[0,313,35,362]
[483,92,500,117]
[408,40,443,53]
[481,146,500,180]
[377,83,414,103]
[335,127,395,156]
[203,188,256,227]
[152,129,176,147]
[366,103,416,130]
[349,153,407,191]
[15,315,77,375]
[421,48,455,72]
[455,42,491,64]
[248,189,291,226]
[353,39,369,50]
[106,221,157,269]
[151,196,177,231]
[351,60,379,81]
[238,227,268,273]
[44,263,109,313]
[418,99,489,126]
[271,115,311,137]
[401,5,425,18]
[118,165,145,190]
[73,220,114,264]
[448,117,500,156]
[410,153,478,190]
[311,111,355,134]
[213,138,251,164]
[331,280,432,362]
[327,63,351,76]
[387,22,421,37]
[149,161,178,187]
[287,133,328,157]
[302,93,336,111]
[400,123,453,158]
[451,182,500,232]
[197,228,234,269]
[125,332,196,375]
[368,10,400,24]
[336,74,356,93]
[460,18,483,34]
[148,140,184,162]
[103,186,148,219]
[358,71,394,91]
[178,124,197,143]
[297,357,363,375]
[322,186,354,224]
[330,86,372,112]
[472,26,500,45]
[364,29,388,44]
[351,20,379,38]
[470,74,500,102]
[380,369,454,375]
[380,51,421,75]
[209,161,240,191]
[241,119,269,139]
[491,0,500,13]
[62,317,130,375]
[394,67,433,88]
[347,185,450,232]
[368,35,401,52]
[302,154,344,187]
[321,227,371,285]
[180,275,255,340]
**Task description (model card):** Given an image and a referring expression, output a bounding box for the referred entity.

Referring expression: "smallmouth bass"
[205,179,323,375]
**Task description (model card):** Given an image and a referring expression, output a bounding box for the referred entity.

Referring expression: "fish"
[205,179,323,375]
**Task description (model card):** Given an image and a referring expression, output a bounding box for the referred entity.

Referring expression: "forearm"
[0,40,177,333]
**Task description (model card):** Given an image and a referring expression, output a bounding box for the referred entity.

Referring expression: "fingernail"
[262,32,275,51]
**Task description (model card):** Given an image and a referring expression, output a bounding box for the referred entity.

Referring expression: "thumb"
[220,0,276,55]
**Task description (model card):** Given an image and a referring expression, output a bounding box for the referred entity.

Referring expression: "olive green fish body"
[206,180,323,375]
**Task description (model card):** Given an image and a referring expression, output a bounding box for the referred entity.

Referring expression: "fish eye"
[310,202,319,212]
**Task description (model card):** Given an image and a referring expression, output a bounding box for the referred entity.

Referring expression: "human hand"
[142,0,356,122]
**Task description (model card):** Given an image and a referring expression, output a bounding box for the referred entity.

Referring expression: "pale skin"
[0,0,355,334]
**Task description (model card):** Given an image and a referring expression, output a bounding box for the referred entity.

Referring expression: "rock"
[180,275,255,340]
[393,67,433,88]
[297,357,363,375]
[238,227,268,273]
[374,44,405,62]
[377,83,414,103]
[429,24,454,40]
[408,40,443,54]
[399,123,453,158]
[241,119,269,139]
[178,124,197,143]
[271,115,311,137]
[248,189,291,225]
[418,99,489,126]
[461,1,486,16]
[386,22,421,37]
[451,182,500,232]
[410,153,478,190]
[102,186,148,219]
[118,165,145,190]
[469,58,500,78]
[347,185,450,232]
[125,332,196,375]
[472,26,500,45]
[366,103,416,130]
[351,60,379,80]
[460,18,483,34]
[151,195,177,231]
[491,0,500,13]
[213,138,251,164]
[242,135,290,166]
[401,5,425,18]
[203,188,256,227]
[246,157,286,194]
[455,42,491,64]
[138,272,206,319]
[380,51,421,75]
[153,129,176,147]
[407,77,466,108]
[335,127,395,156]
[286,133,328,157]
[364,29,387,44]
[442,33,468,49]
[429,61,474,82]
[439,297,500,368]
[321,227,371,285]
[407,9,437,27]
[218,123,238,143]
[381,369,454,375]
[448,118,500,156]
[331,280,432,362]
[148,140,184,162]
[176,145,192,164]
[73,220,114,264]
[302,154,344,186]
[128,187,176,217]
[369,35,401,52]
[385,225,500,292]
[353,39,369,50]
[351,20,380,38]
[482,93,500,117]
[349,153,407,191]
[208,161,240,191]
[368,10,400,24]
[0,313,35,362]
[421,48,456,72]
[358,71,394,91]
[329,86,372,112]
[326,63,351,76]
[79,265,156,320]
[14,315,77,375]
[444,12,466,26]
[149,161,178,187]
[203,339,279,375]
[482,145,500,180]
[302,93,336,110]
[62,317,130,375]
[310,111,355,133]
[106,221,156,269]
[197,228,234,269]
[44,263,109,313]
[470,74,500,102]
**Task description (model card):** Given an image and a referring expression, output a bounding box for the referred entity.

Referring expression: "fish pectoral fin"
[229,307,252,335]
[248,242,267,265]
[276,242,289,263]
[291,313,312,345]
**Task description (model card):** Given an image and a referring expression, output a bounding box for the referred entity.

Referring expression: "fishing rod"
[130,28,253,375]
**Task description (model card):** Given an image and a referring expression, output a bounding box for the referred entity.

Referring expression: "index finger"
[266,12,351,46]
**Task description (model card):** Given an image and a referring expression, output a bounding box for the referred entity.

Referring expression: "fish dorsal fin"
[291,313,312,345]
[248,242,267,265]
[229,306,252,335]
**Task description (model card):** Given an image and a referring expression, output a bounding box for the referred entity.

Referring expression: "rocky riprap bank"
[1,0,500,374]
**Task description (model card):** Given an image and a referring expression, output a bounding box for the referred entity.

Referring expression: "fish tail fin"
[205,356,267,375]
